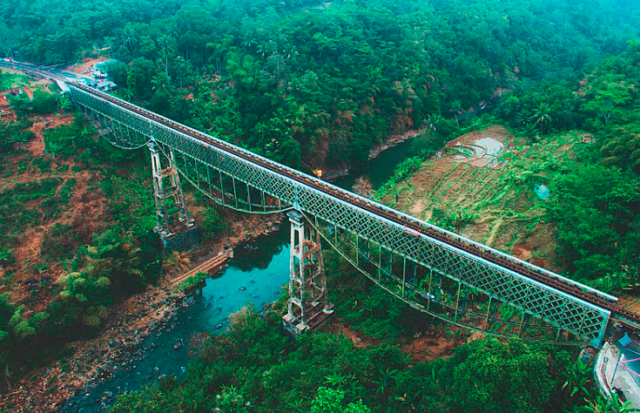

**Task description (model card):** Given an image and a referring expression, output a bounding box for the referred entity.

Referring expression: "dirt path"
[322,318,479,363]
[323,318,381,349]
[67,57,108,76]
[22,86,33,100]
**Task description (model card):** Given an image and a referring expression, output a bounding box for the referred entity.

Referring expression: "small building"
[96,80,117,92]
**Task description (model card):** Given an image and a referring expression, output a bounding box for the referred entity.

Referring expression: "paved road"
[597,335,640,408]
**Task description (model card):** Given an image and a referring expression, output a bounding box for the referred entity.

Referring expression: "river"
[63,229,290,412]
[62,137,416,412]
[334,137,417,191]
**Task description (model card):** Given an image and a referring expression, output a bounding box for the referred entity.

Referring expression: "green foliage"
[432,208,479,233]
[177,271,209,293]
[6,0,638,169]
[7,93,31,119]
[6,89,59,118]
[0,248,15,267]
[31,89,59,114]
[0,110,162,380]
[0,120,34,156]
[562,360,592,400]
[0,178,64,250]
[43,119,94,158]
[375,156,423,200]
[101,170,157,240]
[199,206,226,241]
[546,164,640,280]
[0,294,42,374]
[4,1,640,409]
[600,124,640,174]
[32,156,52,173]
[109,303,574,413]
[310,387,371,413]
[41,223,79,261]
[445,338,554,413]
[326,250,424,342]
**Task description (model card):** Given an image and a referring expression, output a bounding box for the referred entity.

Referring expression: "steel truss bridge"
[10,61,638,347]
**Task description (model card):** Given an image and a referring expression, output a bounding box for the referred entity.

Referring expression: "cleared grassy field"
[380,125,591,273]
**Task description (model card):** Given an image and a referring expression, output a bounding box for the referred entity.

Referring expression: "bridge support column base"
[159,225,198,252]
[283,210,334,337]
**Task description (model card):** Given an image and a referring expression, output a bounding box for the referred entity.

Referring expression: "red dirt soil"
[67,57,109,76]
[0,113,106,311]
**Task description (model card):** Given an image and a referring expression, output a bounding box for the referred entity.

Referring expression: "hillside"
[0,70,284,386]
[379,125,591,272]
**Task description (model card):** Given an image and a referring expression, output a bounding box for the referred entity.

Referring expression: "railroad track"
[16,63,638,328]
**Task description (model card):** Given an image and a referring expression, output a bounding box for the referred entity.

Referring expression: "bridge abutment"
[283,211,334,335]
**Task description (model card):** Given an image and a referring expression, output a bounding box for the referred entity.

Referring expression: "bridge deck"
[11,57,638,345]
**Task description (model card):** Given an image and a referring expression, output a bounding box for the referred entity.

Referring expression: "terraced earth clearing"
[381,125,590,273]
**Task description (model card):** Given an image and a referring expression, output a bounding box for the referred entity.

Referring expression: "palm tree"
[151,73,171,98]
[531,103,553,137]
[121,87,134,100]
[157,35,175,76]
[451,100,462,128]
[579,394,640,413]
[471,117,483,132]
[59,95,71,113]
[162,251,191,275]
[426,113,443,132]
[123,27,139,55]
[522,122,538,143]
[562,360,591,398]
[241,36,258,54]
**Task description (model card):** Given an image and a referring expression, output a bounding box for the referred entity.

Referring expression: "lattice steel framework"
[68,84,612,346]
[283,211,334,335]
[148,142,197,250]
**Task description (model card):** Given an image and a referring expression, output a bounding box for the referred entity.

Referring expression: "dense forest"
[2,0,640,412]
[3,0,640,170]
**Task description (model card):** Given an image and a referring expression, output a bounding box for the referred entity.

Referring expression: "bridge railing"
[68,83,611,346]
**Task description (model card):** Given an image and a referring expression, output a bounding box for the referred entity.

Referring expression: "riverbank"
[368,127,426,160]
[0,213,284,413]
[322,127,425,183]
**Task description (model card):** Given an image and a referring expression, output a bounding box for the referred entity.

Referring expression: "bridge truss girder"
[69,85,611,346]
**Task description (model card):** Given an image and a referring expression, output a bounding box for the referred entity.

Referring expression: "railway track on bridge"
[67,82,640,328]
[12,62,639,331]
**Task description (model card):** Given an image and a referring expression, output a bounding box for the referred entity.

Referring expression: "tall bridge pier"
[148,142,198,251]
[283,211,334,335]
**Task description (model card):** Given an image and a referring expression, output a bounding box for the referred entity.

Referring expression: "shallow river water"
[64,228,290,412]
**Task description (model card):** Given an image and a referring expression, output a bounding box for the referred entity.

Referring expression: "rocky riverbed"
[0,214,285,413]
[1,288,178,412]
